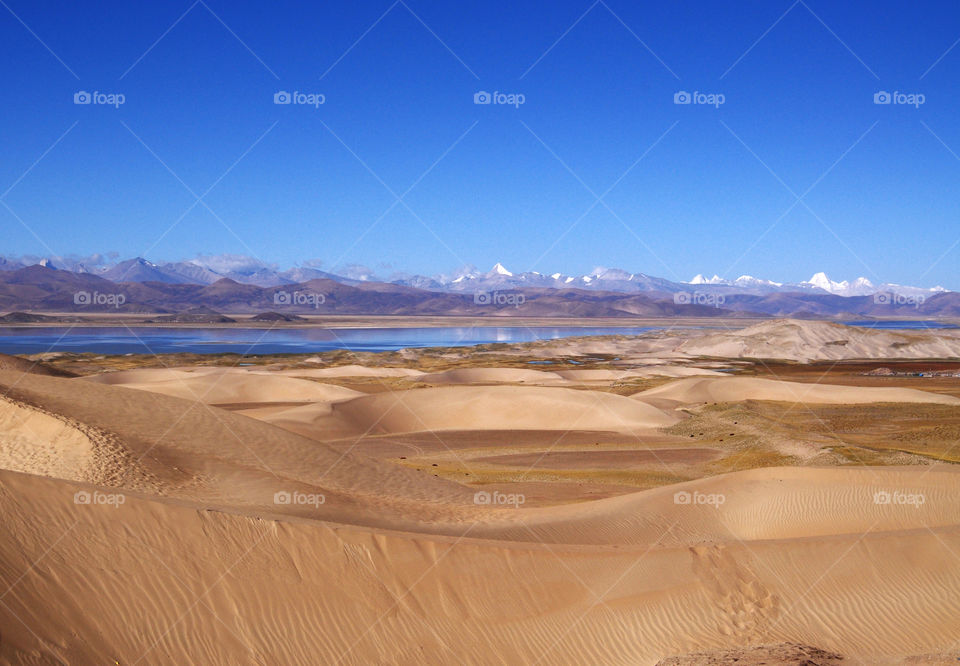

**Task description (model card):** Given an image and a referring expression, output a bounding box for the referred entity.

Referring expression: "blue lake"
[0,320,952,355]
[0,326,661,355]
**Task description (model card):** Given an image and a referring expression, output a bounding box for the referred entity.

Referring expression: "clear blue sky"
[2,0,959,287]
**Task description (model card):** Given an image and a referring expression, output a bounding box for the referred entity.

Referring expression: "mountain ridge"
[0,256,949,303]
[0,264,958,318]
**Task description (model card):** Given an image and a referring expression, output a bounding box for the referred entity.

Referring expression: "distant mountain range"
[0,259,957,318]
[2,256,946,300]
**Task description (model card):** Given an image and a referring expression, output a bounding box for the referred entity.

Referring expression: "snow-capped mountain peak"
[17,253,950,301]
[688,274,724,285]
[803,272,875,296]
[733,275,782,287]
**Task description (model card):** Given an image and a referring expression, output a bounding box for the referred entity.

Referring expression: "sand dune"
[3,345,960,664]
[84,367,362,405]
[1,465,958,664]
[233,401,347,441]
[83,367,206,385]
[418,367,565,384]
[281,364,423,378]
[675,319,960,362]
[495,465,960,546]
[321,385,678,436]
[634,375,960,406]
[416,366,723,385]
[0,397,94,481]
[0,370,474,531]
[556,367,724,381]
[0,351,71,377]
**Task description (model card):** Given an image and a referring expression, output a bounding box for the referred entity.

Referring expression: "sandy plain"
[1,319,959,664]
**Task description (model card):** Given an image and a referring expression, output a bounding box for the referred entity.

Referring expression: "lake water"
[0,320,951,355]
[0,326,661,355]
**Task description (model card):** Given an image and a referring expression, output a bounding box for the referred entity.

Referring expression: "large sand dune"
[1,464,958,664]
[674,319,960,362]
[3,343,960,664]
[84,367,362,404]
[634,375,960,406]
[0,370,475,531]
[322,385,678,436]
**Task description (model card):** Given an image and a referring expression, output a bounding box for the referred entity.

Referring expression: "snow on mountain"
[800,272,876,297]
[100,258,188,284]
[32,253,953,298]
[688,274,724,285]
[687,274,782,288]
[733,275,782,287]
[162,261,227,285]
[796,272,949,298]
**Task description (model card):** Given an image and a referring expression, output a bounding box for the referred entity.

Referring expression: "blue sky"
[2,0,959,287]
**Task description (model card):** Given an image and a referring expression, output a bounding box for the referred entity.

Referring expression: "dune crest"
[634,375,960,406]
